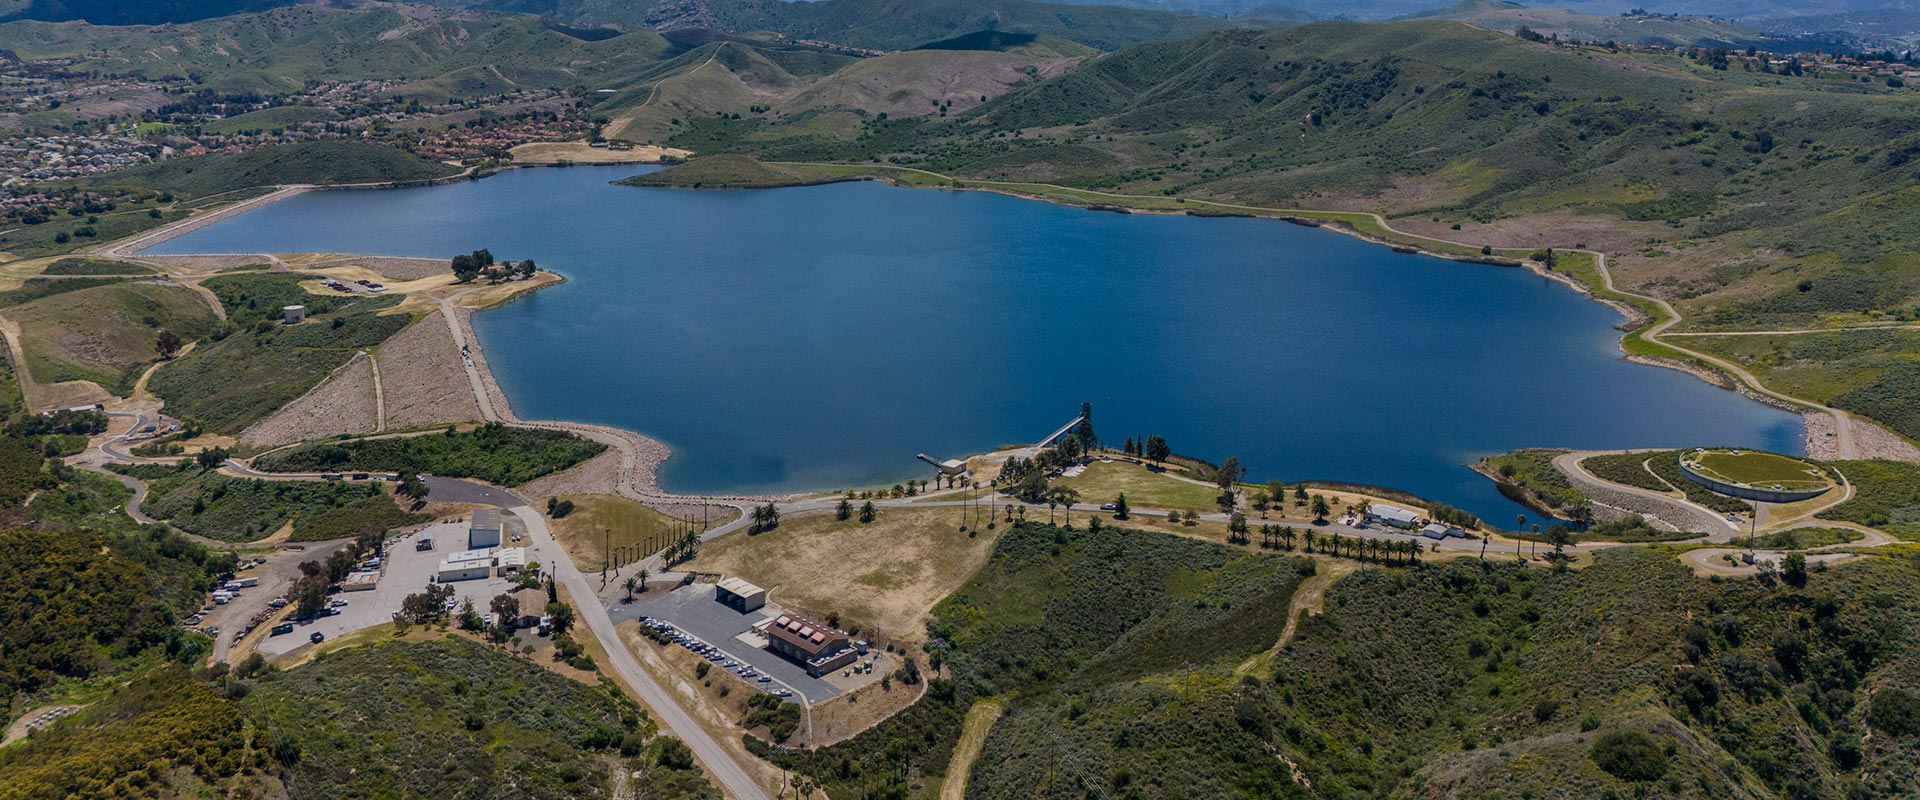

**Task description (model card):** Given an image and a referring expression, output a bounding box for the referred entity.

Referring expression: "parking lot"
[613,587,844,704]
[256,518,560,657]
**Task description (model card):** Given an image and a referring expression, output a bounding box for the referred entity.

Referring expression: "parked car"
[271,623,294,636]
[310,632,325,643]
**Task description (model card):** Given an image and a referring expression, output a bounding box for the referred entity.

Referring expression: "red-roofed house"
[764,612,858,676]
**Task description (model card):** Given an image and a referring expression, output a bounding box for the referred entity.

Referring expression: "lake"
[147,164,1804,524]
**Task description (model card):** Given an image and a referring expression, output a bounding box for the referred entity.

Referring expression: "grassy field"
[9,280,220,394]
[114,463,428,543]
[254,422,606,487]
[1686,448,1831,490]
[684,506,1000,643]
[548,494,728,571]
[1052,459,1220,512]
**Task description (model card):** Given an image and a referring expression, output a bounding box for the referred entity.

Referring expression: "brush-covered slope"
[762,523,1920,799]
[65,141,459,197]
[1408,0,1773,47]
[0,5,677,96]
[414,0,1266,51]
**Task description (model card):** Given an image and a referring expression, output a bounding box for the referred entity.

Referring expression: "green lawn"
[1052,459,1222,512]
[1686,449,1829,490]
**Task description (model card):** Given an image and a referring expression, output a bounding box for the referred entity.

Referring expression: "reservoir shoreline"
[127,163,1812,519]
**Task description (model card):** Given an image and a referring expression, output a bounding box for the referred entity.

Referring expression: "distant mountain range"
[0,0,1913,50]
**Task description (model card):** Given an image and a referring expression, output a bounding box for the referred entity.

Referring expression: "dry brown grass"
[682,507,999,644]
[549,494,703,574]
[508,142,689,164]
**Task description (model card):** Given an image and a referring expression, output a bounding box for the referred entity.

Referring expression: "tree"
[1310,494,1331,522]
[155,329,182,358]
[1215,456,1243,494]
[1252,491,1271,518]
[750,503,780,533]
[397,472,429,502]
[1112,492,1129,519]
[1546,525,1573,563]
[1144,435,1170,465]
[547,601,575,635]
[293,573,328,619]
[1303,529,1317,554]
[637,568,649,592]
[195,446,229,470]
[489,593,520,640]
[1294,484,1309,507]
[1280,526,1296,550]
[836,498,852,521]
[1229,513,1249,544]
[1048,487,1081,527]
[1783,551,1808,588]
[400,582,454,624]
[858,500,877,523]
[622,575,638,602]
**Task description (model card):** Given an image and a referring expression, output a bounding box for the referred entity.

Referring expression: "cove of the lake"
[146,164,1804,524]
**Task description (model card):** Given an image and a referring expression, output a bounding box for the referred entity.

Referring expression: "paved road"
[508,504,772,800]
[1552,450,1739,538]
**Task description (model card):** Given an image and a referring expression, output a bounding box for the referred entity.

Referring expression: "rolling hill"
[643,20,1920,442]
[1409,0,1774,46]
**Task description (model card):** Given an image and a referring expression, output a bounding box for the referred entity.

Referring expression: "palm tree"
[1302,529,1316,554]
[622,575,637,602]
[1045,496,1058,525]
[1049,487,1081,528]
[1281,527,1296,551]
[638,568,649,592]
[1311,494,1331,523]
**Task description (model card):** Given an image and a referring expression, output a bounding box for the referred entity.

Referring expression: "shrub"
[1590,730,1670,782]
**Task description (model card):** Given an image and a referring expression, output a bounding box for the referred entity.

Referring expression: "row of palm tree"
[1246,524,1426,564]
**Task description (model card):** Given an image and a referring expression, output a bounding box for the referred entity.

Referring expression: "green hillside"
[8,281,220,394]
[655,20,1920,440]
[0,6,677,96]
[764,523,1920,798]
[411,0,1264,51]
[65,141,459,198]
[1408,0,1774,47]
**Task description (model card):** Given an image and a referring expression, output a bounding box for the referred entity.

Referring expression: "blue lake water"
[148,164,1803,523]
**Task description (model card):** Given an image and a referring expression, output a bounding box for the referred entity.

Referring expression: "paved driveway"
[613,586,840,704]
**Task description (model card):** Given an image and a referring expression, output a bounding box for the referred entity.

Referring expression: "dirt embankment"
[378,310,484,429]
[238,352,379,447]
